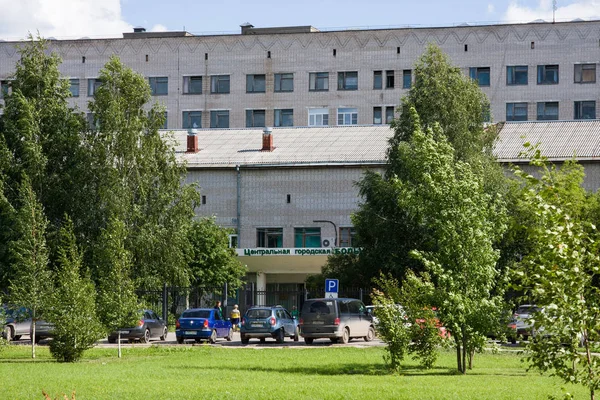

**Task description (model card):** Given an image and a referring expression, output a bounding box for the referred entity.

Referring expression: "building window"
[402,70,412,89]
[246,109,266,127]
[469,67,490,86]
[339,227,356,247]
[161,112,168,129]
[183,76,202,94]
[507,66,528,85]
[211,75,230,94]
[337,71,358,90]
[386,70,394,88]
[373,107,382,124]
[86,113,97,130]
[537,102,559,120]
[69,79,79,97]
[373,71,382,89]
[228,234,238,249]
[506,103,528,121]
[308,108,329,126]
[537,65,559,85]
[87,78,101,97]
[574,64,596,83]
[337,108,358,125]
[385,106,395,124]
[309,72,329,91]
[0,80,10,98]
[246,74,266,93]
[257,228,283,248]
[274,73,293,92]
[149,77,168,95]
[210,110,229,128]
[182,111,202,129]
[574,101,596,119]
[294,227,321,248]
[274,109,293,127]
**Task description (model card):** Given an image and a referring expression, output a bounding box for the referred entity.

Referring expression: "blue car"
[240,306,299,344]
[176,308,233,344]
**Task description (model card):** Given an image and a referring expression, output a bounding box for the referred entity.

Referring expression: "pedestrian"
[230,304,241,331]
[214,300,223,320]
[291,305,299,319]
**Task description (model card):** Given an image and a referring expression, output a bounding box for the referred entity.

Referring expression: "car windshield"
[182,310,211,318]
[246,309,271,318]
[516,306,539,314]
[304,300,335,314]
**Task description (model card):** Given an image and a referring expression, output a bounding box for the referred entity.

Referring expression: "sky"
[0,0,600,40]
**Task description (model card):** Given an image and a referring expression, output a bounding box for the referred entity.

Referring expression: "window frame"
[506,102,528,122]
[574,100,596,119]
[256,228,284,248]
[87,78,102,97]
[402,70,412,89]
[506,65,528,85]
[308,108,329,126]
[373,107,382,124]
[385,106,395,124]
[309,72,329,92]
[294,227,321,248]
[210,110,230,128]
[469,67,491,87]
[245,109,266,127]
[373,71,382,90]
[385,70,395,89]
[68,78,80,97]
[339,227,356,247]
[537,101,559,121]
[337,107,358,126]
[183,76,203,94]
[337,71,358,91]
[246,74,266,93]
[210,75,230,94]
[274,73,294,92]
[537,65,559,85]
[149,76,168,96]
[574,63,596,84]
[274,109,293,127]
[182,110,202,129]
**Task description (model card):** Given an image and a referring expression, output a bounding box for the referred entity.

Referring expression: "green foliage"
[305,254,363,290]
[47,217,104,362]
[186,218,246,290]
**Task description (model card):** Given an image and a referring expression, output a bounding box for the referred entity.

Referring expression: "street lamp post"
[313,219,338,247]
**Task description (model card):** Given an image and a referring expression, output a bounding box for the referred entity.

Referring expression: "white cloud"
[0,0,133,40]
[488,3,495,13]
[503,0,600,23]
[150,24,168,32]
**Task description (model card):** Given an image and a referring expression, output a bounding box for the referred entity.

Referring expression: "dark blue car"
[176,308,233,344]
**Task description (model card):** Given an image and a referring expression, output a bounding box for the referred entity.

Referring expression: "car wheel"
[293,327,299,342]
[330,338,339,343]
[140,329,150,344]
[364,326,375,342]
[108,337,116,344]
[34,335,41,344]
[209,330,217,344]
[259,337,266,343]
[341,328,350,344]
[276,328,285,344]
[3,326,13,342]
[13,335,21,341]
[160,327,168,341]
[225,328,233,341]
[195,338,203,343]
[304,337,314,345]
[177,336,184,344]
[241,333,249,344]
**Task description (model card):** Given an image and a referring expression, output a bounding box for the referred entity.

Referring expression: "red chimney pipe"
[261,127,275,152]
[186,129,199,153]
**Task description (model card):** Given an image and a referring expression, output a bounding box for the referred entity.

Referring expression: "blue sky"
[1,0,599,40]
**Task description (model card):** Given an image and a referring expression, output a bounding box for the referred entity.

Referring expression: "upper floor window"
[506,102,528,121]
[537,65,559,85]
[246,109,266,127]
[574,64,596,84]
[211,75,230,94]
[308,108,329,126]
[373,107,382,124]
[210,110,229,128]
[403,70,412,89]
[182,111,202,129]
[183,76,202,94]
[506,66,528,85]
[309,72,329,91]
[339,227,357,247]
[537,102,559,120]
[274,73,293,92]
[69,79,80,97]
[373,71,382,89]
[257,228,283,248]
[294,227,321,248]
[386,106,395,124]
[246,74,266,93]
[337,71,358,90]
[337,107,358,125]
[149,77,168,95]
[469,67,490,86]
[386,70,395,89]
[574,101,596,119]
[0,80,11,98]
[87,78,102,97]
[274,109,293,127]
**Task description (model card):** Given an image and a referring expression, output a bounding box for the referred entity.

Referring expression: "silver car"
[2,307,31,341]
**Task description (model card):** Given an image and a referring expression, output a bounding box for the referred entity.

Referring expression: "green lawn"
[0,345,588,399]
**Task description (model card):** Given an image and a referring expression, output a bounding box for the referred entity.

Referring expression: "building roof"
[171,126,393,168]
[494,120,600,163]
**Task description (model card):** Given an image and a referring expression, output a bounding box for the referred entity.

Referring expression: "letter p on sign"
[325,279,339,294]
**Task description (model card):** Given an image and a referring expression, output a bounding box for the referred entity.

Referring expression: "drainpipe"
[236,165,241,244]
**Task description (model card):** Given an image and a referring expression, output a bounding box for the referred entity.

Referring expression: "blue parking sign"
[325,279,339,293]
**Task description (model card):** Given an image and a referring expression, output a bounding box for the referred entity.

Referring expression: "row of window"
[256,227,356,248]
[506,101,597,121]
[470,64,597,87]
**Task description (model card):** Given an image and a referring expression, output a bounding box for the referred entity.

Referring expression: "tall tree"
[96,217,139,358]
[47,216,104,362]
[8,175,52,359]
[87,56,198,288]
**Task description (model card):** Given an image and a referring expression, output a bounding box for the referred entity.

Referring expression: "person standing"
[214,300,223,320]
[230,304,241,331]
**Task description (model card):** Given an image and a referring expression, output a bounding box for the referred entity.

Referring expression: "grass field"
[0,345,588,399]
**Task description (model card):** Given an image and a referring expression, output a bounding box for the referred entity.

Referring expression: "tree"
[46,216,104,362]
[8,175,52,359]
[186,218,246,290]
[96,217,139,358]
[512,148,600,400]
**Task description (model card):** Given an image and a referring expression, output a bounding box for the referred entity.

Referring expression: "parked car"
[108,309,168,344]
[2,306,31,341]
[240,305,299,344]
[300,298,375,344]
[510,304,541,341]
[176,308,233,344]
[33,319,54,343]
